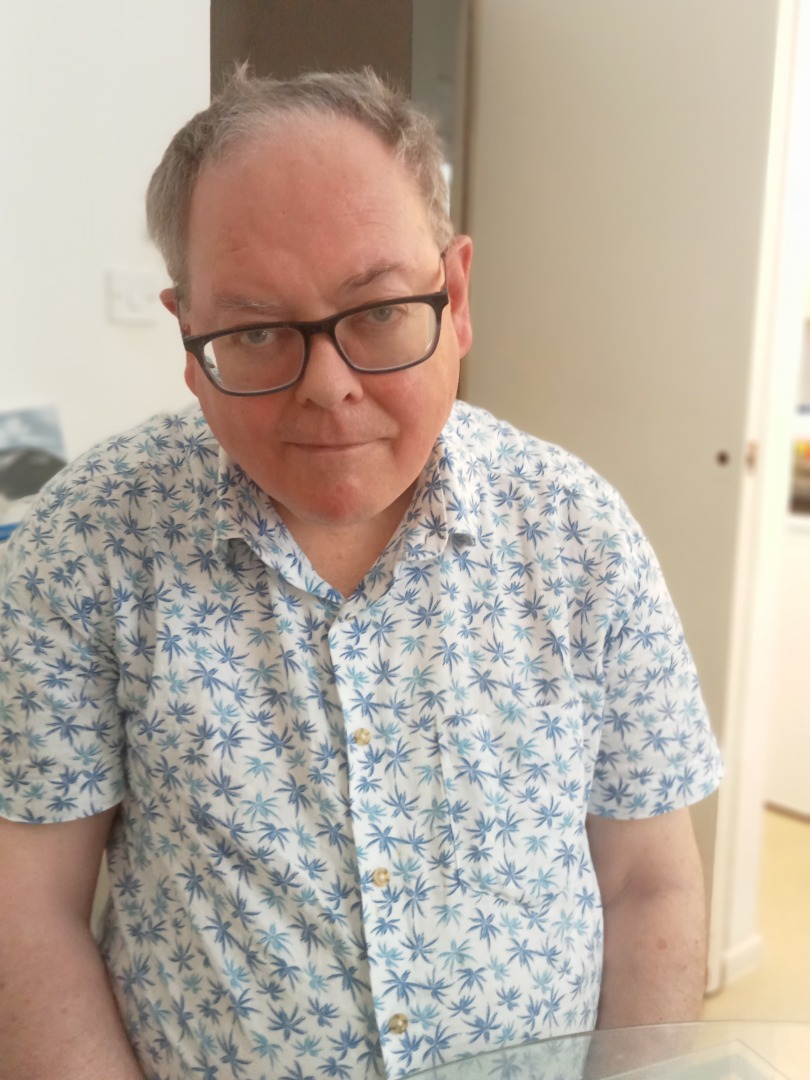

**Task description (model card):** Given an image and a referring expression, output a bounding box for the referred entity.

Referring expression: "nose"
[293,330,364,409]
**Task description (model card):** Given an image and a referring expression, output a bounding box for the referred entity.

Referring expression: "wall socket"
[105,268,159,325]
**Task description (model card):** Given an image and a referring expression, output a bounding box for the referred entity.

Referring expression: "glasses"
[182,267,449,396]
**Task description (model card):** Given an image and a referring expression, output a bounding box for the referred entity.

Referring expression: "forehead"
[187,115,434,281]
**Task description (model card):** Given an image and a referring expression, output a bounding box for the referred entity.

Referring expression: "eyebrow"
[340,262,411,291]
[211,294,286,318]
[211,263,415,320]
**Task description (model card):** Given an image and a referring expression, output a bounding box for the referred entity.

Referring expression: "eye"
[366,306,395,324]
[240,327,274,346]
[359,304,412,329]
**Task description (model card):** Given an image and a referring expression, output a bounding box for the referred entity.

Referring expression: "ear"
[160,286,179,317]
[161,287,198,395]
[445,235,473,358]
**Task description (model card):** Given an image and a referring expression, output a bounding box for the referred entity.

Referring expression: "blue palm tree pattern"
[0,401,722,1079]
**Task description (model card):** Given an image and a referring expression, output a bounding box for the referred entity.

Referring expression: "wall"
[765,298,810,816]
[765,521,810,816]
[0,2,210,460]
[799,321,810,405]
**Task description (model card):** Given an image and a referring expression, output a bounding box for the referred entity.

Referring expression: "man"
[0,69,722,1079]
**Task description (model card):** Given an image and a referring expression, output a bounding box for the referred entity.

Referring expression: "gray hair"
[146,66,454,303]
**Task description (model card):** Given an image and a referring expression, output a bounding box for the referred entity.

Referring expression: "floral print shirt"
[0,400,722,1079]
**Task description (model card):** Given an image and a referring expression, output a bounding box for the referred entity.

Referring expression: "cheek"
[383,371,458,472]
[392,355,459,429]
[195,387,283,460]
[184,355,198,395]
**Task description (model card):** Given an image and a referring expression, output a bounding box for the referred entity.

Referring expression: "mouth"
[288,437,380,450]
[288,441,375,457]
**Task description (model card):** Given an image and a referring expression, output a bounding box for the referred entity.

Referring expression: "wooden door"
[210,0,413,92]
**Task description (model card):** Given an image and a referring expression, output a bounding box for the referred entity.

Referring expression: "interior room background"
[2,0,808,1004]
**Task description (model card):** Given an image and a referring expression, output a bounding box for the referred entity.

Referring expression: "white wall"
[799,321,810,404]
[765,521,810,816]
[0,2,210,459]
[761,307,810,819]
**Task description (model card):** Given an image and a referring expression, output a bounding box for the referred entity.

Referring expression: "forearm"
[0,918,144,1080]
[596,880,707,1028]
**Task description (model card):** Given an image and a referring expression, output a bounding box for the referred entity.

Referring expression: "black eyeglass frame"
[182,274,450,397]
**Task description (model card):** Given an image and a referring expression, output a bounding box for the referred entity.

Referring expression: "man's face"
[174,115,472,537]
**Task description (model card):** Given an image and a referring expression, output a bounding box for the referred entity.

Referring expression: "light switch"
[105,267,159,324]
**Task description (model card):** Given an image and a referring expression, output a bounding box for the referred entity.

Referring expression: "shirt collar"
[424,400,482,541]
[211,448,292,561]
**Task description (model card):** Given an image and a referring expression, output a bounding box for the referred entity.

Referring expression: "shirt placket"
[329,593,438,1075]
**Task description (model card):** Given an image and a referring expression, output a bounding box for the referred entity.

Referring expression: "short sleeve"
[0,477,126,823]
[585,500,723,819]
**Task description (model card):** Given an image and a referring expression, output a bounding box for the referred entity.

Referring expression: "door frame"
[708,0,810,992]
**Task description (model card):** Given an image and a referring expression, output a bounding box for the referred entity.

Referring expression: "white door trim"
[708,0,810,993]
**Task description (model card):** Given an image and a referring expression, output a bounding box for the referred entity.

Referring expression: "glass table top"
[410,1021,810,1079]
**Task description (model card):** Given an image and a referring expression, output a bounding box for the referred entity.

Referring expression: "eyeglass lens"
[203,300,439,393]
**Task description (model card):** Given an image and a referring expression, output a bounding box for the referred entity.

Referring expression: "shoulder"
[64,403,213,484]
[444,399,634,528]
[0,404,217,582]
[29,404,213,512]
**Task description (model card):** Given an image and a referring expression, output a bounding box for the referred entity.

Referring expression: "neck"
[275,490,413,597]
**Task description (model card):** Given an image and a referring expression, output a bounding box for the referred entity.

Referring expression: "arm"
[0,809,144,1080]
[586,807,708,1028]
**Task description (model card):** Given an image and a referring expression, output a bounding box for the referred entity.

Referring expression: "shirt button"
[388,1013,409,1035]
[371,867,391,887]
[353,728,371,746]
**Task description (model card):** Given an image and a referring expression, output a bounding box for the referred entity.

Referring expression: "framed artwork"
[0,406,67,543]
[791,433,810,514]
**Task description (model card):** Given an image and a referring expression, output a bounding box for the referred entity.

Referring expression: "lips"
[283,431,389,449]
[294,439,363,447]
[290,440,373,452]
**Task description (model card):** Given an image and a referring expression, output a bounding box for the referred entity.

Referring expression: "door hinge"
[745,440,759,472]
